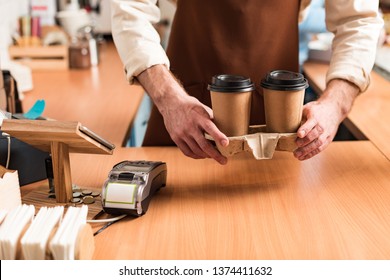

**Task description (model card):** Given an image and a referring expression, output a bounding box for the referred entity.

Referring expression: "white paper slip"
[20,206,64,260]
[49,205,88,260]
[0,166,21,212]
[0,204,35,260]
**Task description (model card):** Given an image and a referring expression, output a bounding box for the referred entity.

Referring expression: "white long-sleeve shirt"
[111,0,383,92]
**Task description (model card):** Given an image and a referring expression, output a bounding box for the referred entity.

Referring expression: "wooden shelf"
[9,45,69,70]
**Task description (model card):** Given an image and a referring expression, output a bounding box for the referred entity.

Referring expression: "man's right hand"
[137,65,229,165]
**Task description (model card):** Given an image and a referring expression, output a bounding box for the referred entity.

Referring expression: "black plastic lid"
[208,74,255,93]
[260,70,308,91]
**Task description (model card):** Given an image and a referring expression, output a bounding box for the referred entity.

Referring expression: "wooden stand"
[50,142,73,203]
[2,119,114,203]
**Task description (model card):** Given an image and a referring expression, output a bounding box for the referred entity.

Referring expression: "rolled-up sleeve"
[111,0,170,84]
[325,0,383,92]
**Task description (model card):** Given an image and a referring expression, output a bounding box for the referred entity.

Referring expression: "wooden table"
[28,142,388,260]
[22,40,144,147]
[303,61,390,159]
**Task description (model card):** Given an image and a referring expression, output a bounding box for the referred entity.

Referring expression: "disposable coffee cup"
[208,74,254,136]
[260,70,308,133]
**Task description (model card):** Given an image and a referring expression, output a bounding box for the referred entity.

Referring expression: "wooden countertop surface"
[21,40,144,147]
[27,142,387,260]
[15,52,390,260]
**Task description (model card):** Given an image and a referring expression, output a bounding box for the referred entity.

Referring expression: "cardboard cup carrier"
[207,71,308,159]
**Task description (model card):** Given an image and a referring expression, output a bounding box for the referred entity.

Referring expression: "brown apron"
[143,0,300,146]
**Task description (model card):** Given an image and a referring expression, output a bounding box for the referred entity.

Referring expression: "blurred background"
[0,0,389,146]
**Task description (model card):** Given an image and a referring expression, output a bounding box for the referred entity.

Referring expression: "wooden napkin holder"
[12,223,95,260]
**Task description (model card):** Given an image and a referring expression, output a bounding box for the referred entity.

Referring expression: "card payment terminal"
[101,160,167,216]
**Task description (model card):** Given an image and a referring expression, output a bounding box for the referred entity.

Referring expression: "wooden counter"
[26,142,388,260]
[303,61,390,159]
[16,47,390,260]
[22,40,144,147]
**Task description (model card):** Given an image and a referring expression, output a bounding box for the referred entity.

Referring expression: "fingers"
[202,119,229,148]
[294,116,335,161]
[162,97,229,164]
[196,137,228,165]
[296,117,318,139]
[294,133,332,160]
[199,119,229,164]
[296,124,324,147]
[172,121,228,165]
[175,138,208,160]
[176,137,228,165]
[294,102,338,161]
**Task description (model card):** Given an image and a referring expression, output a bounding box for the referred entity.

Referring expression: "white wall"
[0,1,27,51]
[159,0,176,22]
[158,0,176,47]
[0,0,34,92]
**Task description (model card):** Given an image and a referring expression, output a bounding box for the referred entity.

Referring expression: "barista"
[111,0,382,164]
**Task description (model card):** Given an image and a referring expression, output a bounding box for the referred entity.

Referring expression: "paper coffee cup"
[208,74,254,136]
[261,70,308,133]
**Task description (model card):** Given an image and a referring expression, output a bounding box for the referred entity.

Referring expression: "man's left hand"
[294,78,360,160]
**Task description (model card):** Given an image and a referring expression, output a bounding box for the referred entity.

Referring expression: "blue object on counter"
[23,100,45,119]
[12,99,46,120]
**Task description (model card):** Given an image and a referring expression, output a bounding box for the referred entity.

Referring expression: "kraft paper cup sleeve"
[205,125,297,160]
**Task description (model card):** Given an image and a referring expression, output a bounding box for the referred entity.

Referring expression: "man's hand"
[137,65,229,165]
[294,79,360,160]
